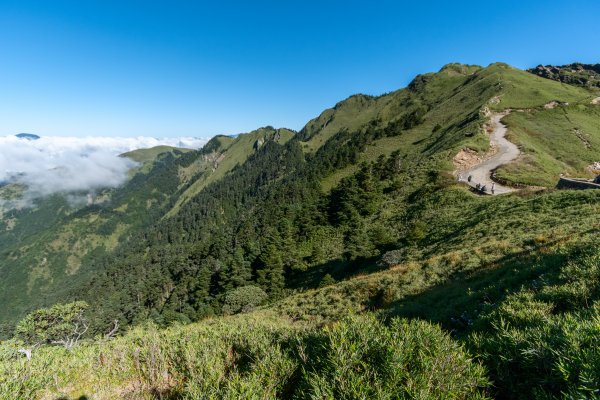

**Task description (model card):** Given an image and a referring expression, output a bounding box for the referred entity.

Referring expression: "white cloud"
[0,135,208,204]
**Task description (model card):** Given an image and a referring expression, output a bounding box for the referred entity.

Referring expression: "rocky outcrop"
[254,137,265,151]
[528,63,600,88]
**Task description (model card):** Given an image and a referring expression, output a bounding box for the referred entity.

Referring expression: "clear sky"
[1,0,599,137]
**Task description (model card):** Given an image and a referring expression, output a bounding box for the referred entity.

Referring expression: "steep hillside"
[0,130,297,334]
[167,127,295,216]
[122,145,193,175]
[73,62,599,332]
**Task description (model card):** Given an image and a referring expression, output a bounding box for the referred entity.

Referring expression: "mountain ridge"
[0,61,598,335]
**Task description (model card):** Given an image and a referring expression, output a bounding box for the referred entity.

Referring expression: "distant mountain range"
[15,133,41,140]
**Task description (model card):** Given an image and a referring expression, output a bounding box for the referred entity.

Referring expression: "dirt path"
[459,112,520,195]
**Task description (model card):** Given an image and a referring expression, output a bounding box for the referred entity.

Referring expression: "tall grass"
[0,313,488,399]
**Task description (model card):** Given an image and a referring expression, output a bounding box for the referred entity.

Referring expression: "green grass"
[498,104,600,186]
[318,62,597,192]
[484,63,593,110]
[123,145,193,176]
[0,313,487,399]
[2,62,600,399]
[468,245,600,399]
[3,182,599,398]
[274,186,598,320]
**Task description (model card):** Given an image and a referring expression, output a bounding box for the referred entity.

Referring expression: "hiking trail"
[459,111,520,195]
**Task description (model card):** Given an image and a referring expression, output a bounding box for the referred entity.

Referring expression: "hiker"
[491,182,495,194]
[468,175,472,183]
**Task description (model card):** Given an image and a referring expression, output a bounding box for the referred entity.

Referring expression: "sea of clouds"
[0,135,208,206]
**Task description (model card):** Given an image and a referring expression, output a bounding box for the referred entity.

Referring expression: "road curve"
[460,112,520,195]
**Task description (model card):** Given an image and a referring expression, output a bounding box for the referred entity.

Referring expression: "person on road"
[491,182,495,194]
[468,175,472,183]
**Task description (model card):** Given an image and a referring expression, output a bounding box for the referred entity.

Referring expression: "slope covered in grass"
[122,146,193,175]
[0,313,488,399]
[2,211,598,399]
[0,147,200,335]
[498,103,600,186]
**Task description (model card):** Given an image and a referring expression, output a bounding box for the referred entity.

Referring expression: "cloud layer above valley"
[0,135,208,205]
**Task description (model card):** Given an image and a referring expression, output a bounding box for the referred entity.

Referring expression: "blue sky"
[0,0,599,137]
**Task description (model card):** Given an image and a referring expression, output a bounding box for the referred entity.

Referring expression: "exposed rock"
[453,148,483,171]
[587,161,600,173]
[573,128,591,149]
[488,96,501,105]
[254,138,265,151]
[528,63,600,88]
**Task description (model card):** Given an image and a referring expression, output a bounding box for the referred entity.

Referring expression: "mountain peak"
[16,133,40,140]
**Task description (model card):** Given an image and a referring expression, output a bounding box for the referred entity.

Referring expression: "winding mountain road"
[460,112,520,195]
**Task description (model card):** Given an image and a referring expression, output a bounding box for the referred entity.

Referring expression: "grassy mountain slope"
[1,61,600,399]
[2,61,600,398]
[67,62,598,332]
[73,62,512,330]
[122,145,193,175]
[499,102,600,186]
[0,128,300,334]
[2,189,599,398]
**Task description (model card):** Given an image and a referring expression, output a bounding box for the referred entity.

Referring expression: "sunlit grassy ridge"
[499,103,600,186]
[274,187,600,323]
[2,61,598,330]
[123,146,193,175]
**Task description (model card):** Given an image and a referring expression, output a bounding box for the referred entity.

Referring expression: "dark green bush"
[222,285,268,315]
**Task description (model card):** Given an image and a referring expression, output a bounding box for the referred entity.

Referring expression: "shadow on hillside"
[55,387,186,400]
[382,241,574,336]
[286,255,384,290]
[56,396,89,400]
